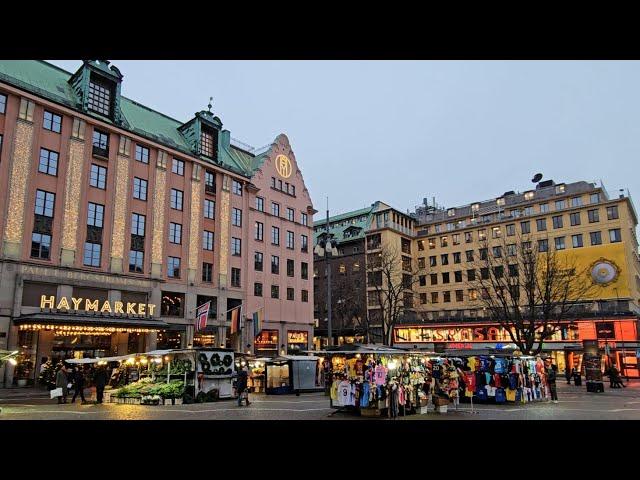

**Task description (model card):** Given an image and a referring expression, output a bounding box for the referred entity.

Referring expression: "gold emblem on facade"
[275,154,292,178]
[589,257,620,286]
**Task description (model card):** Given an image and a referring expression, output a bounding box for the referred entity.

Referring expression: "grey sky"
[50,60,640,221]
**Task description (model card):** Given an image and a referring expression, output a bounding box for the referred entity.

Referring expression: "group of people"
[51,361,109,404]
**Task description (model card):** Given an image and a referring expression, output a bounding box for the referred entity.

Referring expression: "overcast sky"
[50,60,640,220]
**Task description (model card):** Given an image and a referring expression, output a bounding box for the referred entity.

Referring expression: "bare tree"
[366,243,425,345]
[466,233,598,355]
[333,271,367,339]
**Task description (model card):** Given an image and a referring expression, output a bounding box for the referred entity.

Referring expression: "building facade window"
[88,76,113,117]
[590,231,602,245]
[554,237,566,250]
[169,222,182,244]
[202,262,213,282]
[538,239,548,252]
[254,283,263,297]
[286,231,294,249]
[200,130,216,158]
[271,255,279,274]
[0,93,6,114]
[571,197,583,207]
[609,228,622,243]
[429,256,437,267]
[607,206,619,220]
[203,230,214,250]
[572,234,583,248]
[129,250,144,273]
[204,199,215,219]
[302,290,309,302]
[287,288,294,301]
[43,110,62,133]
[92,129,109,156]
[301,234,308,252]
[87,202,104,227]
[231,268,241,287]
[555,199,567,211]
[255,252,263,271]
[172,158,185,176]
[441,254,449,265]
[287,259,295,277]
[271,202,280,217]
[521,221,531,234]
[167,256,181,278]
[133,177,148,201]
[255,197,264,212]
[552,215,563,229]
[232,208,242,227]
[205,170,216,194]
[540,203,549,213]
[430,273,438,285]
[31,233,51,259]
[89,164,107,189]
[231,237,241,256]
[232,180,242,196]
[271,226,280,245]
[466,250,474,262]
[35,190,55,217]
[255,221,264,241]
[536,218,547,231]
[287,208,295,221]
[271,285,280,299]
[506,224,515,236]
[301,213,308,226]
[588,209,600,223]
[302,262,308,279]
[170,189,183,210]
[570,212,581,226]
[590,193,600,204]
[83,242,101,267]
[38,148,59,176]
[467,269,476,281]
[135,144,150,163]
[453,252,461,264]
[131,213,145,236]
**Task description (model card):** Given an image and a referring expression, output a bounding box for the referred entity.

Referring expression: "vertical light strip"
[218,177,231,286]
[3,120,34,257]
[188,179,201,271]
[109,153,130,267]
[61,139,85,253]
[151,164,167,267]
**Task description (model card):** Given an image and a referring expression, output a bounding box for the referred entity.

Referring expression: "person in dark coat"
[71,367,87,403]
[55,363,68,404]
[547,364,559,403]
[565,367,572,385]
[236,365,250,406]
[93,365,108,404]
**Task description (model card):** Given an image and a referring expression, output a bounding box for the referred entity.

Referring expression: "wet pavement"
[1,381,639,420]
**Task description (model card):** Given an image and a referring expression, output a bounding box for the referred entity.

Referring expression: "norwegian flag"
[195,301,211,332]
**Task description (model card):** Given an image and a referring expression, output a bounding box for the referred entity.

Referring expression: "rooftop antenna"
[207,96,213,113]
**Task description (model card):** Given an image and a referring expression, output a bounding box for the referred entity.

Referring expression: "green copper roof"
[0,60,260,178]
[313,206,374,245]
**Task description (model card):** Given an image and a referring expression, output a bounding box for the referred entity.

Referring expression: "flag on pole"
[195,301,211,332]
[230,305,241,335]
[253,308,264,338]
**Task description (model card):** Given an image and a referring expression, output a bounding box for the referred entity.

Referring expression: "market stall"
[264,355,324,394]
[318,344,555,418]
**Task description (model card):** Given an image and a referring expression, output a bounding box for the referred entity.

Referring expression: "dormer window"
[200,127,217,158]
[87,74,114,117]
[471,203,480,212]
[447,208,456,217]
[496,197,506,207]
[555,184,566,194]
[524,191,535,201]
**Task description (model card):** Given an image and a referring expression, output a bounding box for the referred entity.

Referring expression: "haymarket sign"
[40,295,156,317]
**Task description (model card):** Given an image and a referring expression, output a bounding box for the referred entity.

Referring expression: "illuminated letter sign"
[275,154,292,178]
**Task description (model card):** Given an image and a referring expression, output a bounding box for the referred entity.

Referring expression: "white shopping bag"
[50,388,63,399]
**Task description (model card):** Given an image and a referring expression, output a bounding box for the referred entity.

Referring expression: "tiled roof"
[0,60,259,178]
[313,206,374,245]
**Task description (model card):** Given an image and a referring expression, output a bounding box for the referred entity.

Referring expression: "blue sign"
[495,343,504,350]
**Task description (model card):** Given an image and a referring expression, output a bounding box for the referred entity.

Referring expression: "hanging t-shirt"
[485,372,492,386]
[355,359,364,376]
[330,380,339,401]
[361,382,370,407]
[493,373,502,388]
[495,388,506,403]
[432,363,442,379]
[468,357,477,372]
[346,359,358,378]
[463,372,476,392]
[374,365,388,386]
[479,357,491,371]
[508,373,518,390]
[506,388,516,402]
[494,358,506,374]
[338,380,352,406]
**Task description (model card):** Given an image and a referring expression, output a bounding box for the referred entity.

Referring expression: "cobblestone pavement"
[1,381,639,420]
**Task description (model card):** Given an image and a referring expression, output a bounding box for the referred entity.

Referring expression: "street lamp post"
[314,200,338,348]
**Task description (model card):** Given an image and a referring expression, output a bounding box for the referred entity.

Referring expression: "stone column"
[3,99,36,259]
[218,174,231,287]
[60,118,86,266]
[187,165,202,283]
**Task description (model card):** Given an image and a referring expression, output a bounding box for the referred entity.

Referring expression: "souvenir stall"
[264,355,324,394]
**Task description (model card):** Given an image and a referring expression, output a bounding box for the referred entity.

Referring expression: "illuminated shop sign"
[393,325,568,343]
[596,322,616,339]
[255,330,278,350]
[287,331,308,344]
[40,295,156,317]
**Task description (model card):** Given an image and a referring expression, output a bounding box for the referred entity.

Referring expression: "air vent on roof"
[503,191,515,196]
[537,180,555,189]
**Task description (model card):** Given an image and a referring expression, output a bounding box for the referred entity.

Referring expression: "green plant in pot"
[15,360,34,387]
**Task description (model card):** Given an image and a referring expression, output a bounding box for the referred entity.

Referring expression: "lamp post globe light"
[314,204,339,348]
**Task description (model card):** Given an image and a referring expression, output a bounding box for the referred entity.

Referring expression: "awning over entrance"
[13,313,170,329]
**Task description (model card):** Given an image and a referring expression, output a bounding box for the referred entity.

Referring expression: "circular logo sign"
[590,258,619,286]
[275,154,292,178]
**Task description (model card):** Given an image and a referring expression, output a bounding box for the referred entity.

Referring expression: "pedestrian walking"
[547,364,559,403]
[565,367,572,385]
[606,365,615,388]
[236,364,250,406]
[93,365,108,404]
[571,367,582,386]
[611,365,626,388]
[71,367,87,403]
[55,363,68,404]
